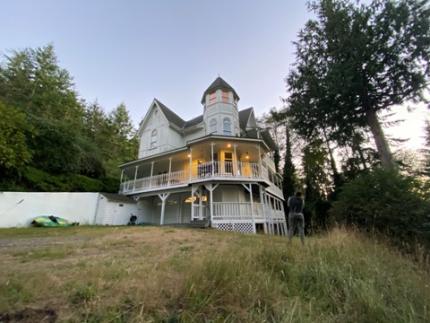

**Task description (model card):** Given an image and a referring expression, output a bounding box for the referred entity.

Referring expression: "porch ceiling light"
[187,153,191,158]
[227,143,231,148]
[245,152,250,159]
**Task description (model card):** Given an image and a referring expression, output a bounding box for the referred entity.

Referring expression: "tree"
[423,121,430,177]
[288,0,430,169]
[0,101,32,173]
[282,122,296,201]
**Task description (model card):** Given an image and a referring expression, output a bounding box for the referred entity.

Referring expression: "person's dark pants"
[288,212,305,244]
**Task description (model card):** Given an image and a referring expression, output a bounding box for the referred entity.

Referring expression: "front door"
[224,151,233,174]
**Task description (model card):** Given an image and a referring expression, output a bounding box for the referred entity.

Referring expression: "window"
[223,117,232,135]
[150,129,157,149]
[209,118,217,133]
[209,92,217,104]
[221,91,230,103]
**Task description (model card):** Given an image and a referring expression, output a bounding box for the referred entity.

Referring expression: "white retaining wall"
[0,192,139,228]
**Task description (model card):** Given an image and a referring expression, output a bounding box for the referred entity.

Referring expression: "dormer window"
[209,92,217,104]
[223,118,232,136]
[210,118,217,133]
[150,129,157,149]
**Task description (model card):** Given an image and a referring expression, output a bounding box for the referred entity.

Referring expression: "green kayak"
[31,216,78,227]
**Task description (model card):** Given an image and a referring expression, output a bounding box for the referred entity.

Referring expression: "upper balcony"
[119,138,283,198]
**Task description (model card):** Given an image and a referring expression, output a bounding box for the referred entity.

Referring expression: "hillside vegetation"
[0,226,429,322]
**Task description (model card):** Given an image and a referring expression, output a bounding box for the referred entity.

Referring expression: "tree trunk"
[322,128,341,186]
[351,131,368,170]
[366,109,395,169]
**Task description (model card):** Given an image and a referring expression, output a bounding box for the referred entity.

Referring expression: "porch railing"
[120,169,188,194]
[193,161,260,179]
[119,161,281,196]
[212,202,264,220]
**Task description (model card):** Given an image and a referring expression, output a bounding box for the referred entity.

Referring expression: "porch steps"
[189,219,210,228]
[170,219,209,229]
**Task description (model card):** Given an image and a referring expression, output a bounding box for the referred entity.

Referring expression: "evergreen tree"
[423,121,430,177]
[288,0,430,169]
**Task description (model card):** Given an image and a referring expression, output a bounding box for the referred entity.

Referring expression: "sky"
[0,0,428,151]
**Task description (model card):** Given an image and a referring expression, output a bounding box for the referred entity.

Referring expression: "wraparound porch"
[136,183,287,235]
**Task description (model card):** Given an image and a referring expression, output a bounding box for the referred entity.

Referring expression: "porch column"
[158,193,170,225]
[168,157,172,185]
[259,185,268,234]
[205,183,219,227]
[133,165,139,191]
[198,187,203,220]
[119,169,125,193]
[233,144,238,176]
[242,183,256,234]
[191,185,197,221]
[249,184,256,233]
[188,148,193,180]
[120,169,124,183]
[266,194,273,235]
[211,142,215,176]
[149,161,154,187]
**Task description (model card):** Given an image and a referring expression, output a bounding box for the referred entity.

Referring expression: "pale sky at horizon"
[0,0,428,152]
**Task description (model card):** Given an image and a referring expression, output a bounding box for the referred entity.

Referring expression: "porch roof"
[119,135,269,168]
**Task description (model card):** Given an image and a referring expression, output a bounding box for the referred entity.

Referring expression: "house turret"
[202,77,240,136]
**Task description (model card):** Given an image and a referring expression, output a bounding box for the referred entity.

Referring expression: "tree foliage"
[0,101,32,173]
[0,45,138,191]
[330,168,430,248]
[287,0,430,169]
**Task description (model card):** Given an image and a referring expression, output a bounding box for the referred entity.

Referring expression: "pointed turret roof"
[201,77,240,103]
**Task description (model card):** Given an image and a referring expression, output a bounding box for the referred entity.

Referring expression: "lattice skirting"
[212,220,288,235]
[212,221,255,234]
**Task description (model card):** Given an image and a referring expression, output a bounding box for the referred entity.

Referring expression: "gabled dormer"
[202,77,240,136]
[137,99,186,158]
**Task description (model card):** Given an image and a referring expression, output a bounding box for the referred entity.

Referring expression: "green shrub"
[330,168,430,248]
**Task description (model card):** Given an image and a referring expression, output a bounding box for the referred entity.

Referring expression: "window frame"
[223,117,232,135]
[150,129,158,149]
[209,118,217,133]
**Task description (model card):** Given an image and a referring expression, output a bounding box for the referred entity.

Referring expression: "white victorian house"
[119,77,286,235]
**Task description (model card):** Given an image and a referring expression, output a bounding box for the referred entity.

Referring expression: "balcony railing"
[120,161,283,195]
[212,202,285,222]
[120,169,188,194]
[213,202,264,221]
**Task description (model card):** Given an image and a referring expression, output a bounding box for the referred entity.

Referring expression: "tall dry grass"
[0,226,429,322]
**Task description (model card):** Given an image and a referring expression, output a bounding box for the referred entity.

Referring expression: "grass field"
[0,226,429,322]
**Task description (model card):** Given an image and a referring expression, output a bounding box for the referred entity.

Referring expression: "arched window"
[223,117,232,135]
[150,129,157,149]
[209,118,217,133]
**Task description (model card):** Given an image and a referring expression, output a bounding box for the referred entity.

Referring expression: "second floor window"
[150,129,157,149]
[223,117,232,135]
[209,92,217,104]
[209,118,217,133]
[221,91,230,103]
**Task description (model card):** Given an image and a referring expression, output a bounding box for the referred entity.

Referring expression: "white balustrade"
[120,160,282,195]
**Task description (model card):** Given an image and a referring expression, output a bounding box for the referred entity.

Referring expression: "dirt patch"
[0,307,57,322]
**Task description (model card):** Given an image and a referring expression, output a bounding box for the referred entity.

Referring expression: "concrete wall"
[94,195,141,225]
[0,192,140,228]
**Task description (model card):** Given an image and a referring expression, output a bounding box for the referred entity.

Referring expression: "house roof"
[152,99,277,149]
[184,115,203,128]
[100,193,136,203]
[201,77,240,103]
[155,99,186,128]
[238,107,253,130]
[260,130,278,151]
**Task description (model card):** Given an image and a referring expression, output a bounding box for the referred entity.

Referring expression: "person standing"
[287,191,305,244]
